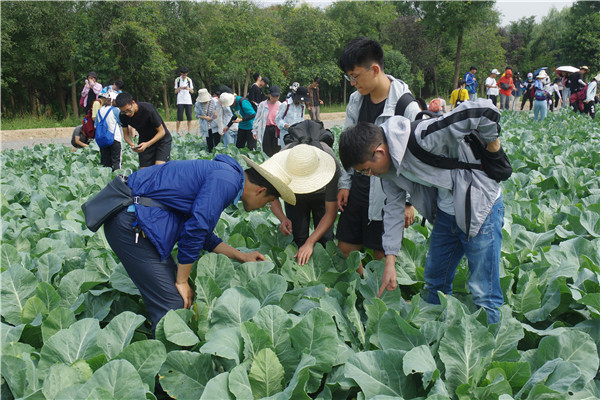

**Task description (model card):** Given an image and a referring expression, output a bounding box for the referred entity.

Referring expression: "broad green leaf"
[1,264,38,325]
[74,359,147,399]
[249,348,285,398]
[21,296,48,324]
[200,372,234,400]
[402,345,439,389]
[159,351,215,399]
[233,261,275,287]
[38,318,103,376]
[108,264,140,296]
[228,364,253,400]
[42,363,87,400]
[377,309,426,351]
[487,361,531,393]
[200,327,243,363]
[491,305,525,362]
[241,321,274,361]
[344,350,417,399]
[438,303,495,395]
[578,293,600,316]
[246,273,287,307]
[163,309,200,347]
[195,275,222,306]
[345,289,366,347]
[319,295,361,350]
[97,311,146,359]
[57,269,107,307]
[1,322,24,345]
[359,261,405,309]
[1,354,39,399]
[114,340,166,392]
[289,308,338,373]
[41,307,76,342]
[34,281,61,311]
[196,253,236,291]
[210,287,261,330]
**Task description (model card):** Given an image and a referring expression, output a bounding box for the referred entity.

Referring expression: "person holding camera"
[81,71,102,113]
[174,67,195,135]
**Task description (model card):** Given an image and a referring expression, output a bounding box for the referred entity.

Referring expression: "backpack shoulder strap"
[394,92,417,117]
[282,102,291,119]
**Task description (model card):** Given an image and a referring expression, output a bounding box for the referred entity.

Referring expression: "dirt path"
[0,112,347,151]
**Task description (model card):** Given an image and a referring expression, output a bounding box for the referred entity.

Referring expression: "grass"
[2,103,350,130]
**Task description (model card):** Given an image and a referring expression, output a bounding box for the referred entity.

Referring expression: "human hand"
[337,189,350,212]
[175,281,194,309]
[319,100,324,105]
[404,205,415,228]
[295,242,314,266]
[253,134,257,139]
[378,259,398,298]
[223,126,229,133]
[240,251,266,263]
[279,218,292,236]
[133,142,149,153]
[234,118,242,123]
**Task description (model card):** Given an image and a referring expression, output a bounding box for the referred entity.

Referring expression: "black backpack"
[283,120,334,151]
[397,102,512,183]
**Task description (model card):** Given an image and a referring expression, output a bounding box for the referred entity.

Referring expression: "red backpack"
[81,99,101,138]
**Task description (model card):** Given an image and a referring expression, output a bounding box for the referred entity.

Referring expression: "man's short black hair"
[245,168,281,198]
[115,92,134,107]
[180,67,189,74]
[313,76,320,83]
[114,79,125,90]
[339,37,384,73]
[253,72,261,81]
[470,66,477,71]
[339,122,386,171]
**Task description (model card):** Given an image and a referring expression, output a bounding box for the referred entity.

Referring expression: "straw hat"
[242,144,336,204]
[196,88,211,103]
[536,70,549,80]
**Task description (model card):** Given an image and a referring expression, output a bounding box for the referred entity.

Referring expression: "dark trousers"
[206,129,221,152]
[584,101,596,119]
[236,128,257,150]
[104,209,183,332]
[284,192,333,247]
[521,92,533,110]
[487,95,497,106]
[262,125,280,157]
[100,141,122,171]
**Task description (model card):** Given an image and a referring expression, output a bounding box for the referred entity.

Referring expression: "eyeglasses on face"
[344,65,373,83]
[356,142,382,176]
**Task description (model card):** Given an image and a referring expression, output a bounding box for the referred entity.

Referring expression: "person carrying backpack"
[520,73,535,111]
[338,98,507,324]
[267,123,341,265]
[95,90,123,171]
[450,79,470,109]
[533,70,550,122]
[219,92,257,150]
[275,86,311,147]
[464,66,478,101]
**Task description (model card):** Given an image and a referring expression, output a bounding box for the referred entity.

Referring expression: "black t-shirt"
[351,95,387,207]
[312,87,319,106]
[120,102,171,142]
[247,84,264,104]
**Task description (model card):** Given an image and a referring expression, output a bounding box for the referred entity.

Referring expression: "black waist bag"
[81,175,134,232]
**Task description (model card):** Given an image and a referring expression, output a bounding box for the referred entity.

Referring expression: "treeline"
[1,1,598,120]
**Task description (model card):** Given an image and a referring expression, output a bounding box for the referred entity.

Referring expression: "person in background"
[286,82,300,100]
[450,79,469,109]
[275,86,311,147]
[511,72,523,111]
[464,66,478,101]
[247,73,270,109]
[81,71,102,113]
[307,77,324,122]
[101,79,125,95]
[532,70,550,122]
[116,92,172,169]
[195,88,220,151]
[96,90,123,171]
[520,73,535,111]
[220,92,257,150]
[174,67,195,135]
[214,85,237,147]
[253,85,282,156]
[547,78,562,112]
[497,67,515,110]
[428,97,447,116]
[486,69,500,106]
[584,73,598,119]
[70,125,91,149]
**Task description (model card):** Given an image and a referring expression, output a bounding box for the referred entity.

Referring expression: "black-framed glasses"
[344,65,372,83]
[356,142,382,176]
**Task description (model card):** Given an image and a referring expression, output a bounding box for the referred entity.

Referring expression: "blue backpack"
[95,107,117,148]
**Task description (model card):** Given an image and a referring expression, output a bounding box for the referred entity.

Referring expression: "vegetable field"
[2,110,600,399]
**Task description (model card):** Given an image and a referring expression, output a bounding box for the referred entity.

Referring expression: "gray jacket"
[339,75,421,221]
[380,99,502,256]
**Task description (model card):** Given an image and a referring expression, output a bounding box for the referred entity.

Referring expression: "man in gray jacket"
[338,99,505,324]
[336,37,420,271]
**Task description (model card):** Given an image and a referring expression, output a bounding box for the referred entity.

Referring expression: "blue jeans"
[469,92,477,101]
[222,129,237,147]
[533,100,547,121]
[424,196,504,324]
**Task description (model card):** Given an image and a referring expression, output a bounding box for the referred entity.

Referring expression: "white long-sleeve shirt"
[586,80,598,102]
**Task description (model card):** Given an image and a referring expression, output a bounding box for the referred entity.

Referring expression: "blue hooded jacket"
[127,155,245,263]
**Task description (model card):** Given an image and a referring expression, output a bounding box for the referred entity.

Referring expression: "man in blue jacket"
[220,92,257,150]
[103,153,298,332]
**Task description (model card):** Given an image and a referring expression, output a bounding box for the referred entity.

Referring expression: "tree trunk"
[56,73,67,118]
[163,83,170,120]
[453,29,464,89]
[243,69,250,97]
[70,70,79,119]
[29,88,37,117]
[433,66,438,95]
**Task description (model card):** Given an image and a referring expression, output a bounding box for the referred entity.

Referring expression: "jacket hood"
[381,116,412,173]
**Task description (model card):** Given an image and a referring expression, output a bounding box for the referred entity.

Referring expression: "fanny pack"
[81,175,170,232]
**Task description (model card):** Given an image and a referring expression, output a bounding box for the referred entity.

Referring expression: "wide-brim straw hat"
[536,70,549,80]
[196,88,211,103]
[242,156,296,205]
[242,144,336,204]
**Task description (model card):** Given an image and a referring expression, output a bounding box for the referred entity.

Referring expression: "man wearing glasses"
[336,37,420,273]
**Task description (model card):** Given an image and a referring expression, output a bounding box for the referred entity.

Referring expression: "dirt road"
[0,112,346,151]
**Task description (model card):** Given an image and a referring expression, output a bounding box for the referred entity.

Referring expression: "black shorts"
[138,134,172,168]
[177,104,193,121]
[336,193,384,251]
